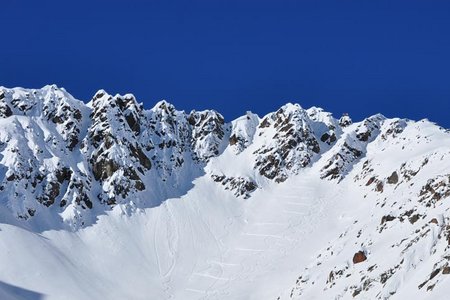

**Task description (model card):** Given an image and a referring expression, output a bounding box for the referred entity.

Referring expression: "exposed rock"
[419,175,450,207]
[353,251,367,264]
[92,158,119,181]
[211,174,258,199]
[352,288,361,297]
[130,144,151,170]
[429,268,441,280]
[381,215,396,225]
[387,171,399,184]
[376,181,384,193]
[366,177,376,186]
[320,132,337,145]
[339,113,352,127]
[228,112,259,154]
[409,214,422,224]
[321,142,363,181]
[189,109,226,160]
[0,102,12,118]
[56,167,72,183]
[381,119,407,140]
[254,104,320,182]
[355,115,384,142]
[39,181,60,207]
[229,134,239,146]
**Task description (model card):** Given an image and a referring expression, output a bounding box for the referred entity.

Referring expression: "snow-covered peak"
[339,112,353,127]
[189,109,228,161]
[279,102,303,112]
[229,111,259,154]
[92,88,109,99]
[151,99,178,114]
[1,86,450,299]
[41,83,60,90]
[0,87,444,226]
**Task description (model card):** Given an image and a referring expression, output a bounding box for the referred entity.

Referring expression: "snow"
[0,169,339,299]
[0,86,450,299]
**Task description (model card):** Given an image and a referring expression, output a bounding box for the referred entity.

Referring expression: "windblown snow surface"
[1,86,450,300]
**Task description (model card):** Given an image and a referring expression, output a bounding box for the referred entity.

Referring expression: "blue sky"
[1,0,450,127]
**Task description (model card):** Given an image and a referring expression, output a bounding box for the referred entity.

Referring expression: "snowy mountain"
[0,85,450,300]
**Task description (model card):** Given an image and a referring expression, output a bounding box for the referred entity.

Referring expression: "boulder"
[353,251,367,264]
[387,171,399,184]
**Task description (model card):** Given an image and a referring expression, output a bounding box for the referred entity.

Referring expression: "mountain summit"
[0,86,449,299]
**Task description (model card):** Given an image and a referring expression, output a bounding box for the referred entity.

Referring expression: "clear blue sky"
[2,0,450,127]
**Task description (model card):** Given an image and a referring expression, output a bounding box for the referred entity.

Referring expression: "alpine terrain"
[0,85,450,300]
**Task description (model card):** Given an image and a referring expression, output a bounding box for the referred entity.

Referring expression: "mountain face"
[0,85,450,300]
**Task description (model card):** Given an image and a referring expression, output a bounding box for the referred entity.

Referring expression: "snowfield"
[0,169,349,300]
[0,86,450,299]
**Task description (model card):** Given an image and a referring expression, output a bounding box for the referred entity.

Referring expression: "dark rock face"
[0,86,86,151]
[189,110,226,160]
[375,181,384,193]
[381,120,407,140]
[254,104,321,183]
[116,94,142,135]
[83,91,150,204]
[320,132,337,145]
[212,174,258,199]
[40,181,60,207]
[381,215,396,225]
[0,90,227,213]
[229,134,239,146]
[430,218,438,224]
[353,251,367,264]
[321,142,363,181]
[419,175,450,207]
[4,84,444,251]
[92,158,119,181]
[321,115,384,182]
[355,116,383,142]
[338,113,352,127]
[387,171,399,184]
[0,102,12,118]
[3,88,374,223]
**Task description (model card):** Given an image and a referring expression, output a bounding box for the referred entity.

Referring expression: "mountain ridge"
[0,85,358,230]
[1,85,450,299]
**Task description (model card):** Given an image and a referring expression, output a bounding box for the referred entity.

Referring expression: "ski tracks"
[180,179,335,299]
[153,201,180,299]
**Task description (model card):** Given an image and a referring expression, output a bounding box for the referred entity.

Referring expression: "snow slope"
[0,85,450,299]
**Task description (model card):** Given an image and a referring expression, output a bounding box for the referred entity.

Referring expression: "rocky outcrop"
[353,251,367,264]
[3,85,450,299]
[229,112,259,154]
[212,174,258,199]
[419,175,450,207]
[0,86,235,228]
[254,104,321,182]
[321,115,385,182]
[1,85,449,241]
[387,171,399,184]
[82,90,149,205]
[189,109,227,161]
[338,113,352,127]
[321,142,363,181]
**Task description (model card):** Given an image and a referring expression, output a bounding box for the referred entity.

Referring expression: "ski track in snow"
[177,178,330,299]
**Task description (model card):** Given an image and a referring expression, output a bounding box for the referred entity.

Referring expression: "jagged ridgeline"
[3,85,450,299]
[0,85,447,232]
[0,85,230,228]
